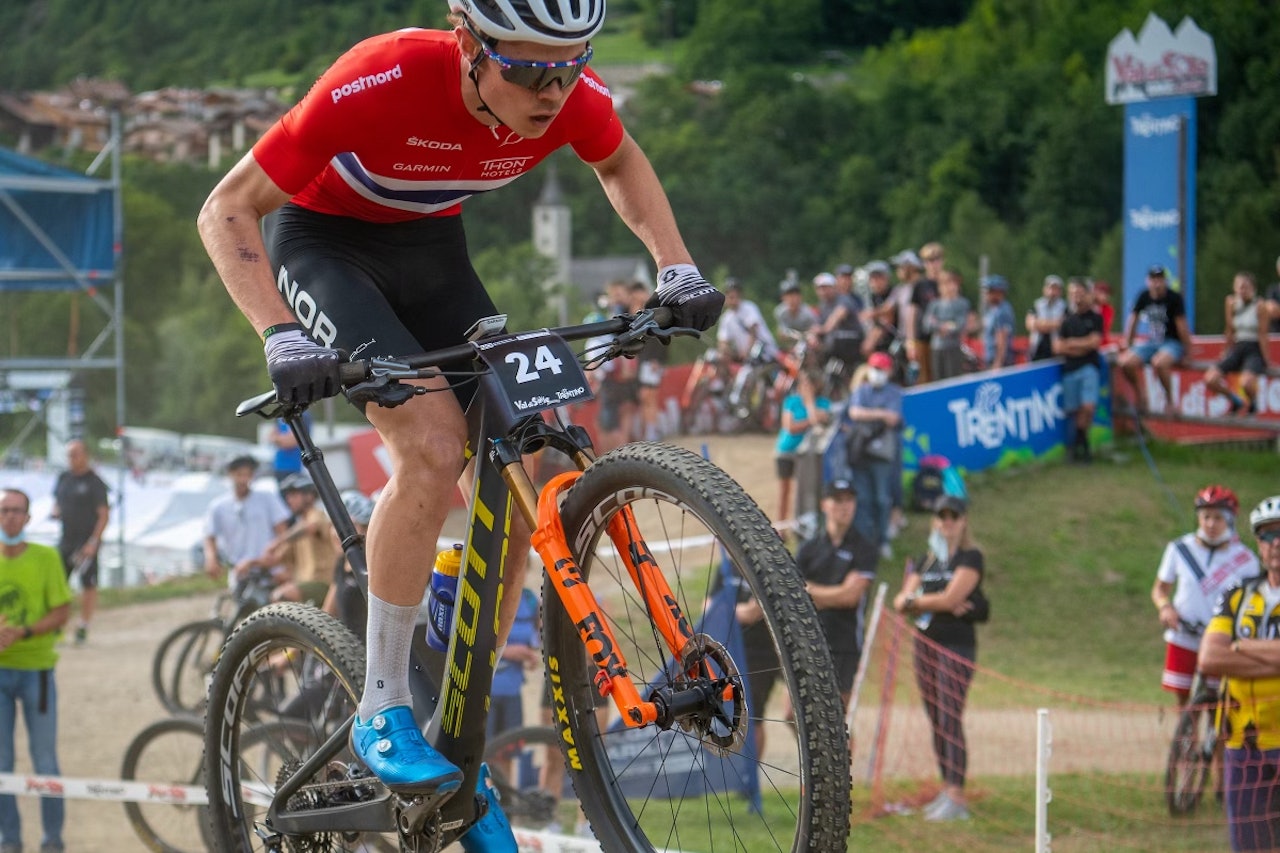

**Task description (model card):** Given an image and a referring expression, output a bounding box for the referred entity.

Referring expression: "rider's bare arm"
[588,132,693,270]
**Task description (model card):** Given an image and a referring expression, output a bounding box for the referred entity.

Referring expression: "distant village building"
[0,77,287,166]
[531,168,651,321]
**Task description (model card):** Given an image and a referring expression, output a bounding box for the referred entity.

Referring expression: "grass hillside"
[905,439,1278,703]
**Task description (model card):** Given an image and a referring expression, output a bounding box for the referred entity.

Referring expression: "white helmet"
[450,0,605,45]
[1250,496,1280,533]
[340,489,376,526]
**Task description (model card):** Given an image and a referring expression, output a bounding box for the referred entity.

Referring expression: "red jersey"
[253,29,624,222]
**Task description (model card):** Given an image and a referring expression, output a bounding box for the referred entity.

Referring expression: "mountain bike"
[1165,620,1221,816]
[201,308,852,853]
[151,566,275,714]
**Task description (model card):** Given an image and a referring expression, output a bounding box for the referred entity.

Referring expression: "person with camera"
[892,495,990,822]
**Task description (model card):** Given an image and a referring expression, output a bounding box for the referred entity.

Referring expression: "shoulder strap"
[1174,539,1205,582]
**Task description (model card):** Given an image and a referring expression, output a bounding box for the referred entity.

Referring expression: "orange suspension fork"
[531,472,694,727]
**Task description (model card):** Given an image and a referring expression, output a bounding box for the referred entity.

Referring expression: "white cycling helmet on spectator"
[449,0,606,45]
[341,490,376,527]
[1250,496,1280,533]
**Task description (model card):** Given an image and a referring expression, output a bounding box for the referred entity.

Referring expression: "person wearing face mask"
[0,488,73,853]
[843,352,903,557]
[1151,486,1258,709]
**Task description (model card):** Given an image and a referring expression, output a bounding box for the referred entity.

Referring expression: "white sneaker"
[924,796,971,822]
[920,791,950,817]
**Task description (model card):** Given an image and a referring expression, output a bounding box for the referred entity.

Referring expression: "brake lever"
[345,373,423,409]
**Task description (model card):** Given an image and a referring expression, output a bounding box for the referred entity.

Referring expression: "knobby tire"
[201,602,399,853]
[543,441,852,853]
[122,716,217,853]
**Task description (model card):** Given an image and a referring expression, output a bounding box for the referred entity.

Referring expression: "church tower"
[532,164,572,322]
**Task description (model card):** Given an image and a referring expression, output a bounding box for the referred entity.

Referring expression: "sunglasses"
[935,510,962,521]
[1257,529,1280,545]
[475,38,593,92]
[0,507,27,516]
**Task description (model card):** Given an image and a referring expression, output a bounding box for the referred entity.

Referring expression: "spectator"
[268,473,340,605]
[793,479,878,711]
[1026,275,1066,362]
[1154,486,1258,708]
[922,269,973,381]
[270,413,312,485]
[979,275,1016,369]
[809,271,864,396]
[202,455,291,587]
[860,261,898,357]
[1198,495,1280,851]
[890,250,936,384]
[774,368,832,525]
[1091,279,1116,345]
[774,278,819,342]
[487,588,540,739]
[590,310,640,453]
[843,351,903,556]
[581,289,610,324]
[1117,265,1192,415]
[1265,255,1280,334]
[892,495,988,822]
[1205,271,1270,416]
[1054,278,1104,463]
[322,489,377,634]
[50,439,108,645]
[628,281,668,441]
[716,278,777,364]
[0,488,72,853]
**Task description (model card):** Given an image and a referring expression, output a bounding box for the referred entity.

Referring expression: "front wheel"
[122,716,216,853]
[1166,698,1214,816]
[543,442,851,852]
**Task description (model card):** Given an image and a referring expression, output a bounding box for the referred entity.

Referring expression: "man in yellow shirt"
[0,488,72,853]
[1200,495,1280,851]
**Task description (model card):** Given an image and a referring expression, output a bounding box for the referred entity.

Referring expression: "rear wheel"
[543,442,851,852]
[202,602,400,852]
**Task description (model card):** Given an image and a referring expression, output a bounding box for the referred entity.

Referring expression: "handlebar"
[337,307,680,386]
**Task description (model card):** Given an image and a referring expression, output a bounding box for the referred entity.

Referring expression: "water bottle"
[426,544,463,652]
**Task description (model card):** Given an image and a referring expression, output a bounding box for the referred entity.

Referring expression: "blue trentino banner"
[900,361,1112,475]
[1122,97,1197,331]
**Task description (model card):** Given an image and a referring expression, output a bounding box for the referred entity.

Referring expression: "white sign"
[1105,13,1216,105]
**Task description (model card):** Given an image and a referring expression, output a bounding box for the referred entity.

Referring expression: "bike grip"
[339,362,370,385]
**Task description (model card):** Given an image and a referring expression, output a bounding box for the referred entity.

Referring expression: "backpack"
[912,454,967,511]
[911,459,947,512]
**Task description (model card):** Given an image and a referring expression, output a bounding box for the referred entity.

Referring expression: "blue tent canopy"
[0,147,116,291]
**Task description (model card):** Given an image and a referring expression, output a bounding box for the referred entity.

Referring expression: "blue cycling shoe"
[350,706,464,793]
[459,763,518,852]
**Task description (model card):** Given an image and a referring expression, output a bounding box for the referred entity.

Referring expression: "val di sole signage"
[1106,12,1216,334]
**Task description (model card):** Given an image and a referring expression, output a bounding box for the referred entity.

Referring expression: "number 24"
[505,345,564,383]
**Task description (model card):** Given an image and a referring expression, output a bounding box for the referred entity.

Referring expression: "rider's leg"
[353,378,468,790]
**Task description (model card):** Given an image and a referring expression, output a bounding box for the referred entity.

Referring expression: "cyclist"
[1151,485,1258,707]
[1199,496,1280,852]
[196,1,724,846]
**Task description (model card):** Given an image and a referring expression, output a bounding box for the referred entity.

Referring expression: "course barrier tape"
[0,770,208,805]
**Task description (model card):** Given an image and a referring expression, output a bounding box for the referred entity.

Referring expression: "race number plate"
[474,330,594,419]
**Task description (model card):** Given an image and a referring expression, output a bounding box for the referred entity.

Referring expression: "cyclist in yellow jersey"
[1200,496,1280,851]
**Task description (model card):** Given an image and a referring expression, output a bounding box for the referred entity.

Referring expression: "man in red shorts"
[197,1,723,847]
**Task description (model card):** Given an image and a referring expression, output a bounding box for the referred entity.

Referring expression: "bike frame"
[235,311,698,843]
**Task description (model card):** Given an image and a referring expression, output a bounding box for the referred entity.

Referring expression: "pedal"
[252,822,285,851]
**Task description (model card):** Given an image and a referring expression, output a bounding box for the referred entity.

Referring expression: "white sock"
[359,593,418,721]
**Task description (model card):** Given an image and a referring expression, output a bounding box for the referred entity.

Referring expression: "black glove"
[647,264,725,332]
[264,329,341,404]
